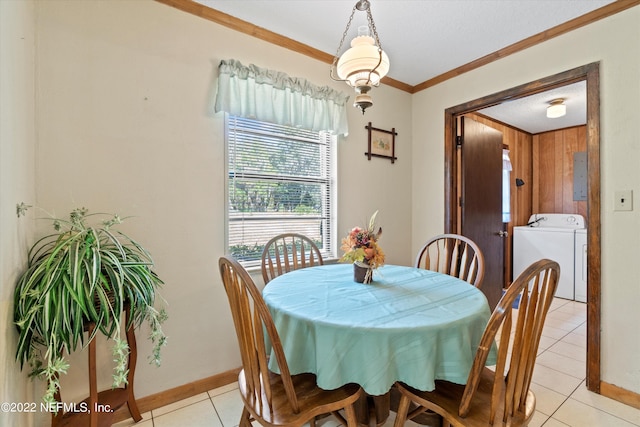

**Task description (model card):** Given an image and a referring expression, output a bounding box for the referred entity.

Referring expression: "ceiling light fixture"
[546,98,567,118]
[330,0,389,114]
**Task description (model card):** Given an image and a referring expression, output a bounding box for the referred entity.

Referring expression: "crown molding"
[155,0,639,94]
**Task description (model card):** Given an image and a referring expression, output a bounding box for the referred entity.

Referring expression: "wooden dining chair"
[393,258,560,427]
[414,234,485,288]
[261,233,323,284]
[219,256,361,427]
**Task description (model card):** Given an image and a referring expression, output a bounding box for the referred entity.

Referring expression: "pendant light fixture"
[330,0,389,114]
[546,98,567,118]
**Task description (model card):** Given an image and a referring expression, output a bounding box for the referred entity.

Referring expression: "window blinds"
[227,116,335,264]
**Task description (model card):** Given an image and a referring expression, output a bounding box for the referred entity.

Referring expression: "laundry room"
[468,82,588,301]
[521,124,588,302]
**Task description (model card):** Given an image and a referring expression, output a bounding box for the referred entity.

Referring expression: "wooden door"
[460,117,505,309]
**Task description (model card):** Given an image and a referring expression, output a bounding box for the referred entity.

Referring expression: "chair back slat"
[261,233,323,284]
[447,239,461,278]
[253,308,272,407]
[488,309,512,424]
[458,258,560,422]
[415,234,485,288]
[219,256,301,414]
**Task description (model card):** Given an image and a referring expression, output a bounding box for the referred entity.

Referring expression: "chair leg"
[393,394,411,427]
[239,407,252,427]
[344,403,358,427]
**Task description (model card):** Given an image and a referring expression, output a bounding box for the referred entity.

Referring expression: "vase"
[354,262,373,284]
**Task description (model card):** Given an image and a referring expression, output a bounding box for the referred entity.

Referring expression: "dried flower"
[339,211,385,269]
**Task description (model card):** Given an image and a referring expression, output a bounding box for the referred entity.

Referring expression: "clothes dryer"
[513,214,585,300]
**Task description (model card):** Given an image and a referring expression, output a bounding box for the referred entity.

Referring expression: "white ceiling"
[477,81,587,133]
[194,0,612,133]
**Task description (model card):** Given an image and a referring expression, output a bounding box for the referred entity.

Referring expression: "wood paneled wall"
[467,114,533,226]
[533,126,588,218]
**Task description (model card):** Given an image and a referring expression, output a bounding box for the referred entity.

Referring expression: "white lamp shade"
[547,101,566,118]
[336,35,390,87]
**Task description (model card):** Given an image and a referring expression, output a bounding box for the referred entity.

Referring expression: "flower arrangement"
[340,211,385,282]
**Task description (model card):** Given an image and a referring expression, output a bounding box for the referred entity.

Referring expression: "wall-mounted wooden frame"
[365,122,397,163]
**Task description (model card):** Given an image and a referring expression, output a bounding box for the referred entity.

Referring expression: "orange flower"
[364,247,375,259]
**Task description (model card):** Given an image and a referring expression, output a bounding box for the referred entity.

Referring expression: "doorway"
[443,63,601,393]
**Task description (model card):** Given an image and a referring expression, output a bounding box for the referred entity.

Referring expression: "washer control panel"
[526,213,585,229]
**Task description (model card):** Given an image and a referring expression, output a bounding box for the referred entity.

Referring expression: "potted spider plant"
[14,207,168,404]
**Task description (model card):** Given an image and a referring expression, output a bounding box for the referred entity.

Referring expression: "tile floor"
[114,298,640,427]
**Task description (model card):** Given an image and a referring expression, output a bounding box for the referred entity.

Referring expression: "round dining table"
[262,263,496,401]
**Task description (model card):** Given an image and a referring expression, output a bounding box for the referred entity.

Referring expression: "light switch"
[614,190,633,211]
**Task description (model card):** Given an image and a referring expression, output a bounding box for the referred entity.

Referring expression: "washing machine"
[513,213,585,300]
[574,228,588,303]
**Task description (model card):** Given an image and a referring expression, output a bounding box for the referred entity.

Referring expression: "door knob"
[498,230,509,237]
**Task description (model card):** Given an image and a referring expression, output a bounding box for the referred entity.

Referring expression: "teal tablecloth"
[262,264,496,396]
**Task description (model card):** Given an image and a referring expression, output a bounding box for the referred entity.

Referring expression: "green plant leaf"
[14,208,168,403]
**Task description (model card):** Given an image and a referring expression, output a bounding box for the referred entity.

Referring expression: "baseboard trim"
[113,367,241,423]
[111,370,640,422]
[600,381,640,410]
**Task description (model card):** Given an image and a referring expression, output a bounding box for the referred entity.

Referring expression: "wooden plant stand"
[51,305,142,427]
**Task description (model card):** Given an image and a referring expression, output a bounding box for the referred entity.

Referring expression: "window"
[502,149,512,223]
[226,116,336,265]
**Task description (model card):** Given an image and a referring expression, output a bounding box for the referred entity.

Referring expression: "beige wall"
[25,0,413,406]
[2,0,638,418]
[0,1,40,426]
[411,6,640,393]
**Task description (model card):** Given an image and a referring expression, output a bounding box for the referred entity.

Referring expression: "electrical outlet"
[614,190,633,211]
